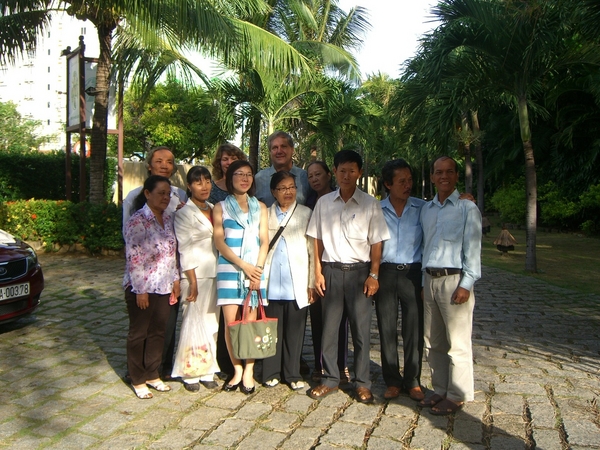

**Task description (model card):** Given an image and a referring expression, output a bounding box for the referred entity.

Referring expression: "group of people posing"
[121,131,482,416]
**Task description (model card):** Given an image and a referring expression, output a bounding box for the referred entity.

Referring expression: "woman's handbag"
[171,300,215,378]
[228,290,278,360]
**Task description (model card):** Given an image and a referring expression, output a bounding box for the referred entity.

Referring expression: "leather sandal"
[408,386,425,401]
[308,384,338,399]
[430,399,464,415]
[384,386,401,399]
[355,387,374,403]
[418,393,444,408]
[146,380,171,392]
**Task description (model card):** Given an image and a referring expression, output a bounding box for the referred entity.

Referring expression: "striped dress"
[216,203,267,306]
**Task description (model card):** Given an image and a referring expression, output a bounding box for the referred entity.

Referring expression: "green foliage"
[0,101,50,152]
[2,200,123,254]
[490,178,526,224]
[0,152,117,202]
[123,79,223,161]
[538,181,580,228]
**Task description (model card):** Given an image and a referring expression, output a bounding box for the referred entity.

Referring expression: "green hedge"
[0,151,117,202]
[1,199,123,254]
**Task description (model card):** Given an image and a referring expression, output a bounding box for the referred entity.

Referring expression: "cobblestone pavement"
[0,253,599,450]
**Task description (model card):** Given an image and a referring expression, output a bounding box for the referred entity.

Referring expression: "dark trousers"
[309,298,349,372]
[262,300,308,383]
[217,309,234,376]
[125,288,171,385]
[160,298,180,377]
[321,263,372,389]
[374,263,423,389]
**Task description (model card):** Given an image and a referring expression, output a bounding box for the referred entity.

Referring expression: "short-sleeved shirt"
[122,184,187,235]
[255,165,310,207]
[380,196,425,264]
[306,188,389,263]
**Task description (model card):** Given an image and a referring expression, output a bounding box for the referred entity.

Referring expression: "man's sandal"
[133,386,153,399]
[430,399,463,415]
[146,380,172,392]
[418,393,445,408]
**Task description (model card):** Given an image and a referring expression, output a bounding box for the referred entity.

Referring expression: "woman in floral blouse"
[123,175,181,399]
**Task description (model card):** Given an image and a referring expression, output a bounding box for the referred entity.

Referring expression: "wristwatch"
[369,272,379,280]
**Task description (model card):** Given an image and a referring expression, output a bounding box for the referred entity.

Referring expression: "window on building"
[48,49,51,55]
[48,84,50,90]
[48,120,51,125]
[48,102,50,108]
[81,27,86,35]
[48,32,51,38]
[48,67,50,73]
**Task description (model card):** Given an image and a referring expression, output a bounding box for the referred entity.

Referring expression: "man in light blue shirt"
[419,156,481,415]
[254,131,310,207]
[375,159,426,402]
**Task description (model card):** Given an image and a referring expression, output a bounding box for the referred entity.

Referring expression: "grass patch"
[482,227,600,295]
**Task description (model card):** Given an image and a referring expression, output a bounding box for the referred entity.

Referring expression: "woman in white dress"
[173,166,220,392]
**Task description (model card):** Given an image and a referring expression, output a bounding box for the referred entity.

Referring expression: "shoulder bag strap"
[268,203,298,252]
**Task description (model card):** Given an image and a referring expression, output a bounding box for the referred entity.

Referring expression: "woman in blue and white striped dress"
[213,160,268,394]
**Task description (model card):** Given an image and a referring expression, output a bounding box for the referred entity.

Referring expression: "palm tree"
[412,0,599,272]
[1,0,311,203]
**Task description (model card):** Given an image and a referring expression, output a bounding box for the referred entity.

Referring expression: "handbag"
[171,300,215,378]
[228,290,278,360]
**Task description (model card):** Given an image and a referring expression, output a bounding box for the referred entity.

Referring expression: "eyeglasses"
[274,186,297,193]
[233,172,253,179]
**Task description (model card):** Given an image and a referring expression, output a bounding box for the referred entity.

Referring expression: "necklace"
[198,203,210,211]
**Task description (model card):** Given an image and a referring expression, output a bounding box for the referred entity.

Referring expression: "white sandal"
[133,386,153,399]
[146,380,172,392]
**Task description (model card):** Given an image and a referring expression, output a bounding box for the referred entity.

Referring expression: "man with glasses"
[255,131,310,207]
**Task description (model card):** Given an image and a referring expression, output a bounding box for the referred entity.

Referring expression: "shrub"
[2,200,123,254]
[490,178,526,224]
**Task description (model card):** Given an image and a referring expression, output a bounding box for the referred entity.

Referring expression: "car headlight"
[26,248,38,270]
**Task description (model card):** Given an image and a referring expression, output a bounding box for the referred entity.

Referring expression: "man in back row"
[255,131,310,207]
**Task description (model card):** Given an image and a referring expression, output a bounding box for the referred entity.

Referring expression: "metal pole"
[117,75,124,206]
[79,35,87,202]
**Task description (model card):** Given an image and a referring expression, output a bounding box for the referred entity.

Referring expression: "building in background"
[0,13,99,151]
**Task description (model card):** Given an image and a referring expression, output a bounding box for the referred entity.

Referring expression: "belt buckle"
[340,264,351,271]
[396,264,406,271]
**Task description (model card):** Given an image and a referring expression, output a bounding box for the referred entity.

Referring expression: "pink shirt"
[123,204,179,295]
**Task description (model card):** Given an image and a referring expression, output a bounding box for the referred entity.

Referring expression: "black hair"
[185,166,212,198]
[131,175,171,214]
[225,160,256,196]
[270,171,296,191]
[333,149,362,170]
[382,159,413,193]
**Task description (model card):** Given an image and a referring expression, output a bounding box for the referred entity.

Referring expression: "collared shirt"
[380,196,425,264]
[255,165,310,207]
[267,205,295,300]
[123,204,180,295]
[122,184,187,235]
[420,189,482,290]
[306,188,389,263]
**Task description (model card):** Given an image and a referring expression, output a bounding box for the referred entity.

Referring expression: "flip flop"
[418,393,445,408]
[133,386,153,399]
[430,399,463,415]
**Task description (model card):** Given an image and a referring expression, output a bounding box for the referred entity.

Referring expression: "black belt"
[381,263,420,271]
[323,262,369,271]
[426,268,462,277]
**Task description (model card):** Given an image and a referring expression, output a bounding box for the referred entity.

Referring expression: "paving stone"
[448,442,486,450]
[31,414,82,436]
[148,427,204,449]
[279,426,322,449]
[234,402,272,420]
[205,391,248,410]
[453,418,484,444]
[491,414,526,439]
[531,428,562,450]
[365,436,404,449]
[410,422,448,449]
[301,406,338,429]
[45,432,99,449]
[79,410,135,437]
[491,394,524,415]
[283,393,315,413]
[370,415,412,439]
[239,427,287,449]
[320,420,367,446]
[528,401,556,429]
[202,418,254,447]
[340,402,380,425]
[179,406,231,431]
[385,399,417,417]
[262,411,300,432]
[562,417,600,447]
[489,435,526,449]
[0,417,35,439]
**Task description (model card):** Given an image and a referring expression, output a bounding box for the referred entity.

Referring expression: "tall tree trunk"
[248,109,261,172]
[89,23,115,204]
[518,96,537,273]
[471,110,485,214]
[461,112,473,194]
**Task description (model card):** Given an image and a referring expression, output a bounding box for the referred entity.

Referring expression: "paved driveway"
[0,253,598,449]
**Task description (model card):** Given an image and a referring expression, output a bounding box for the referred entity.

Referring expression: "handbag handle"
[240,289,266,323]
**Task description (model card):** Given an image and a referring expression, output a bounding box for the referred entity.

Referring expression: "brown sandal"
[418,393,444,408]
[430,399,463,415]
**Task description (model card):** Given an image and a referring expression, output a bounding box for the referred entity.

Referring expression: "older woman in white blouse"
[174,166,220,392]
[262,171,314,390]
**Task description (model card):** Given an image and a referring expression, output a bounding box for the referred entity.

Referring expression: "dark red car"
[0,230,44,324]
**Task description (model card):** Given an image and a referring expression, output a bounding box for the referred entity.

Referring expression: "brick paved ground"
[0,253,598,449]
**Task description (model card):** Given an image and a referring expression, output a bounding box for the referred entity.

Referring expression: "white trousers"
[423,273,475,402]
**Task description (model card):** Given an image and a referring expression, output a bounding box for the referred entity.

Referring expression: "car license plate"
[0,282,30,300]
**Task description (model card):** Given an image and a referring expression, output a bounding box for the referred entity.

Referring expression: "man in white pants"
[419,156,481,415]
